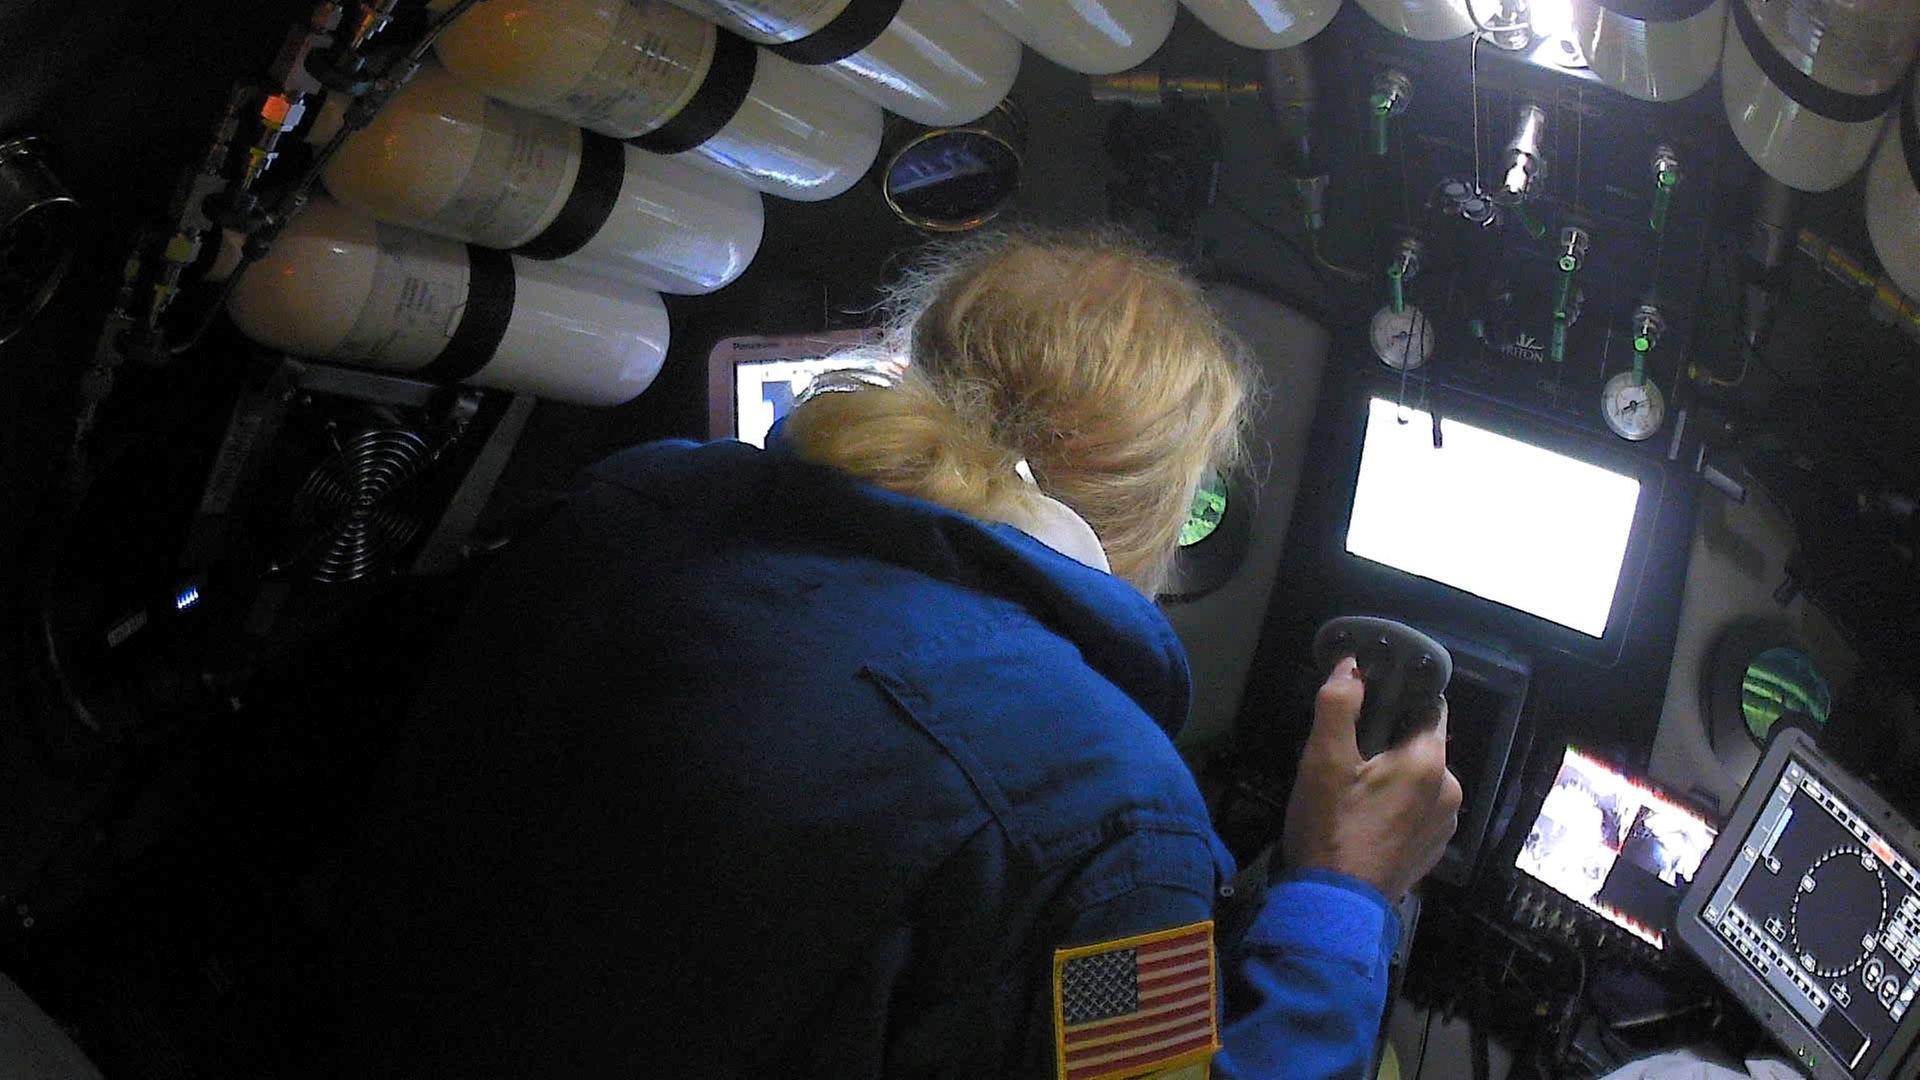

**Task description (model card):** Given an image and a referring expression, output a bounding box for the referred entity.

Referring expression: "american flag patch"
[1052,921,1219,1080]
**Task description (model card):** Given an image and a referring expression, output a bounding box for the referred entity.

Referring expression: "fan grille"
[288,427,431,583]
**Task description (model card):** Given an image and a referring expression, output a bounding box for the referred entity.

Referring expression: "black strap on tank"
[1595,0,1715,25]
[512,132,627,260]
[1731,0,1902,124]
[420,246,516,383]
[632,31,757,155]
[1902,71,1920,192]
[769,0,903,66]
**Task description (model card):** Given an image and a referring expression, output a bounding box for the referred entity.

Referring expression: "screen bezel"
[704,330,886,443]
[1675,727,1920,1080]
[1320,378,1670,667]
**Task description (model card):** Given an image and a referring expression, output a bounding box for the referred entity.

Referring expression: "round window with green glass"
[1181,473,1230,547]
[1741,646,1833,743]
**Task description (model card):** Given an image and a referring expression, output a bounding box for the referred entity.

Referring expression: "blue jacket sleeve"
[1045,836,1399,1080]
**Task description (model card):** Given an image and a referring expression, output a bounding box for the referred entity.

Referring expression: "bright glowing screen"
[1346,398,1642,638]
[734,354,902,449]
[1517,747,1719,948]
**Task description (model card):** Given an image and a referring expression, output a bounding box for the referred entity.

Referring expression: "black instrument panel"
[1678,728,1920,1079]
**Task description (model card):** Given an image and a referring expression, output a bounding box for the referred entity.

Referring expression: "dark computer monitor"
[1677,727,1920,1079]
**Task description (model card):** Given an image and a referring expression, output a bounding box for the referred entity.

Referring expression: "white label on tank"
[333,225,473,371]
[564,1,718,136]
[426,99,580,248]
[668,0,854,44]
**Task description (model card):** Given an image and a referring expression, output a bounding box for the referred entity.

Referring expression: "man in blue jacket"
[336,233,1461,1078]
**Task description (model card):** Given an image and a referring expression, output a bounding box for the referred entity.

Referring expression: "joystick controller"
[1313,616,1453,758]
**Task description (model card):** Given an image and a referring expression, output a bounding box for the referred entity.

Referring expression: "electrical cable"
[1308,230,1369,284]
[1413,1004,1437,1080]
[1532,934,1589,1078]
[1469,31,1485,199]
[1397,300,1417,421]
[1216,192,1340,296]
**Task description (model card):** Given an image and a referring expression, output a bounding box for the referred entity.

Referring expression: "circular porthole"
[1181,472,1230,547]
[1161,470,1251,603]
[1740,646,1833,744]
[880,101,1025,233]
[1706,621,1833,761]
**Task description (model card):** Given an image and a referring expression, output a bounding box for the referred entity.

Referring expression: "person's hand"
[1281,657,1463,900]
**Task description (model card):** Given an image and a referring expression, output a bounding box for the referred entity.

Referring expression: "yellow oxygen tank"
[432,0,883,202]
[1349,0,1474,40]
[226,197,671,407]
[1179,0,1343,49]
[1571,0,1725,102]
[1720,0,1920,192]
[312,60,762,296]
[1865,78,1920,300]
[968,0,1176,74]
[662,0,1022,127]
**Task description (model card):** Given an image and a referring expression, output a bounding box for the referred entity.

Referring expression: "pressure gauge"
[1370,305,1434,371]
[1601,371,1665,441]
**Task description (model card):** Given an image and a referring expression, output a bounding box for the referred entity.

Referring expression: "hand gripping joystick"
[1312,616,1453,758]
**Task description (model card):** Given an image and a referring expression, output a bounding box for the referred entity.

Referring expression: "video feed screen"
[733,352,906,449]
[1346,398,1642,638]
[1517,747,1719,948]
[1696,756,1920,1075]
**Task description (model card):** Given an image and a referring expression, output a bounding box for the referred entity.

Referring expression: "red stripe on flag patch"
[1065,1000,1213,1048]
[1066,1032,1216,1080]
[1054,921,1219,1080]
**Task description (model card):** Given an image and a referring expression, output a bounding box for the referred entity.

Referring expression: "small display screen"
[1346,398,1643,638]
[733,353,903,449]
[1697,756,1920,1075]
[1517,747,1719,948]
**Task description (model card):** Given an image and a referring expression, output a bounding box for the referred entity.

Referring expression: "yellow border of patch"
[1052,920,1219,1080]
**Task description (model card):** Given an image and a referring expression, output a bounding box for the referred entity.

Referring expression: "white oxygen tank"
[1178,0,1342,49]
[311,64,760,295]
[1350,0,1474,40]
[227,197,670,407]
[1865,77,1920,300]
[968,0,1175,74]
[1720,0,1920,192]
[664,0,1022,127]
[431,0,882,202]
[312,62,762,296]
[1572,0,1725,102]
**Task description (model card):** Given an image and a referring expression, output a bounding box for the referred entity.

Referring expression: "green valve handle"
[1632,340,1649,385]
[1650,179,1675,234]
[1370,93,1393,156]
[1650,152,1680,234]
[1550,315,1568,364]
[1553,268,1575,317]
[1387,262,1405,314]
[1514,204,1546,239]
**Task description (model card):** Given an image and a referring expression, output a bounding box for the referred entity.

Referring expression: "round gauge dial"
[1601,371,1665,441]
[1370,305,1434,371]
[1789,847,1888,979]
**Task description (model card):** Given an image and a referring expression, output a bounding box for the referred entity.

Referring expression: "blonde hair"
[783,229,1254,596]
